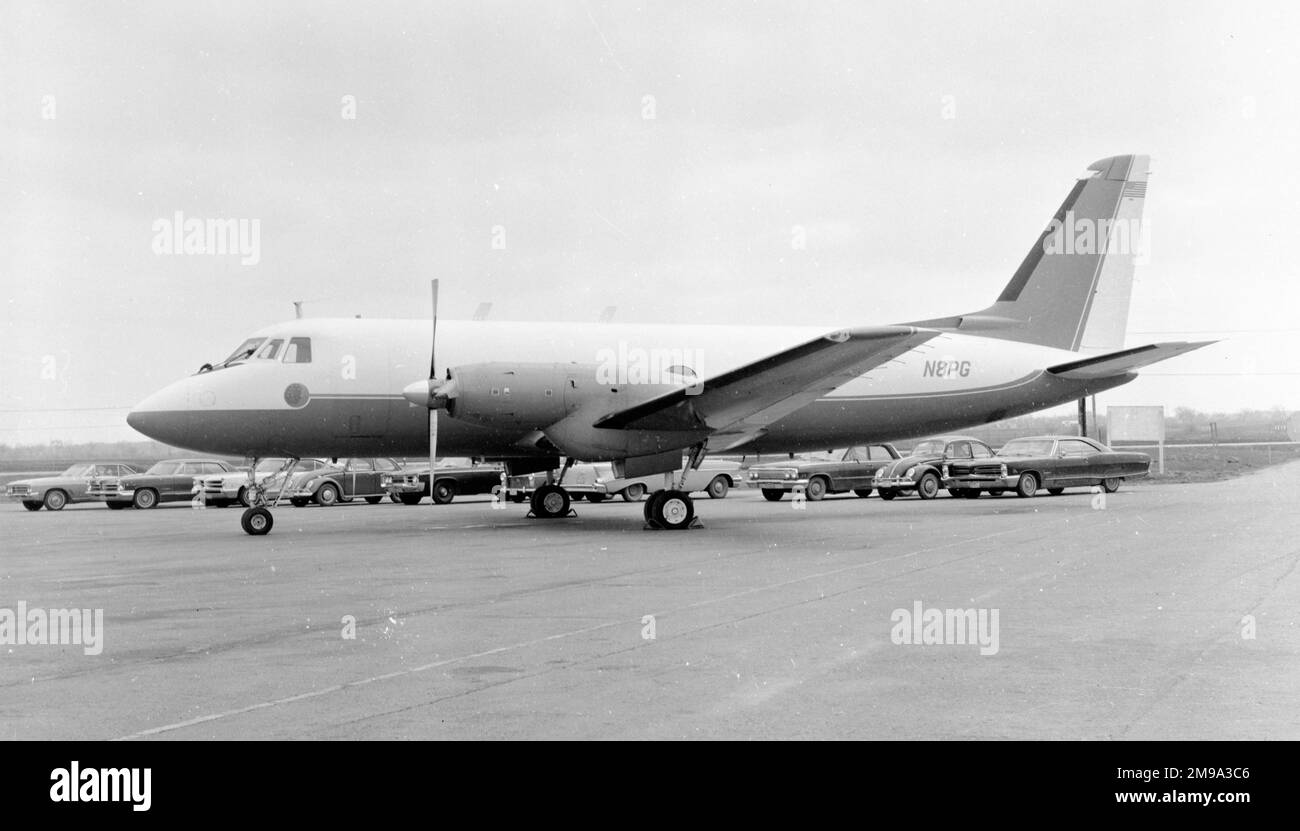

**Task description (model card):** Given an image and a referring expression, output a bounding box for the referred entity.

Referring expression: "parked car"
[7,462,142,511]
[286,458,406,506]
[89,459,238,509]
[382,459,505,505]
[748,445,900,501]
[943,435,1151,498]
[872,436,996,500]
[197,458,330,506]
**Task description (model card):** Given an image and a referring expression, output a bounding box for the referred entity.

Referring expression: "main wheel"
[1015,472,1039,498]
[706,476,729,499]
[398,493,423,506]
[1047,487,1065,496]
[315,483,341,506]
[878,489,897,500]
[620,483,646,502]
[650,489,694,530]
[853,488,873,498]
[43,489,69,511]
[364,495,383,504]
[106,501,130,510]
[1101,478,1122,493]
[132,488,159,509]
[431,480,456,504]
[531,485,570,518]
[761,488,785,502]
[916,472,940,500]
[644,490,664,522]
[805,476,828,502]
[241,507,274,535]
[22,500,42,511]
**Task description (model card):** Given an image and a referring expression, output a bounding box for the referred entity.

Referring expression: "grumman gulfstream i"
[127,155,1211,534]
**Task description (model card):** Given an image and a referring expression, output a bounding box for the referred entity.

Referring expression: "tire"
[314,483,340,506]
[644,490,663,522]
[1047,487,1065,496]
[132,488,159,510]
[241,507,273,536]
[620,483,647,503]
[650,489,694,530]
[290,497,310,507]
[1101,478,1122,493]
[106,501,130,510]
[706,476,730,499]
[398,493,423,506]
[761,488,785,502]
[962,489,982,499]
[364,496,383,504]
[916,472,940,500]
[22,500,42,511]
[431,480,455,504]
[805,476,828,502]
[853,488,873,498]
[878,489,897,500]
[237,486,251,507]
[389,493,401,503]
[531,484,570,518]
[1015,472,1039,498]
[43,489,69,511]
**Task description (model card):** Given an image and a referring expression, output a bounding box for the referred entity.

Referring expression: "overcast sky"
[2,0,1297,444]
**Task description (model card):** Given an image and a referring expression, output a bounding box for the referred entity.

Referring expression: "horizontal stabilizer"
[1046,341,1214,379]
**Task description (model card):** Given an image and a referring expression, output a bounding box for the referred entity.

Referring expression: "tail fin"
[911,154,1150,352]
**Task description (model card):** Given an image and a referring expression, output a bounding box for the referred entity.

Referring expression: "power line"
[0,406,133,413]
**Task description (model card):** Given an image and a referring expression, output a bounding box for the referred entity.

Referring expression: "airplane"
[126,154,1212,535]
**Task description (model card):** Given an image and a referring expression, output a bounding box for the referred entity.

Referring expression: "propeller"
[428,280,438,503]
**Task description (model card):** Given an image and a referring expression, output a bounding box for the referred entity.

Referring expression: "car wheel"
[761,488,785,502]
[853,488,872,498]
[237,486,252,507]
[133,488,159,509]
[1015,472,1039,498]
[706,475,730,499]
[43,489,69,511]
[431,480,455,504]
[315,483,340,506]
[805,476,828,501]
[962,489,982,499]
[364,496,383,504]
[1047,487,1065,496]
[878,489,897,500]
[1102,478,1122,493]
[106,501,130,510]
[620,483,646,502]
[22,500,42,511]
[398,493,423,506]
[916,472,940,500]
[240,507,273,536]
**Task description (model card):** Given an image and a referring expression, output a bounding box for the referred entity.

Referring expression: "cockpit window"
[221,338,266,367]
[283,337,312,363]
[256,339,284,360]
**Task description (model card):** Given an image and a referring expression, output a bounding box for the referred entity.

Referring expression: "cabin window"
[283,337,313,363]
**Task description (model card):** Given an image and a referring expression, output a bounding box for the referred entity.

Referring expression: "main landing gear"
[643,443,708,530]
[239,456,303,536]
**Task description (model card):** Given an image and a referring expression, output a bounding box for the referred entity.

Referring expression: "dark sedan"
[382,459,505,505]
[748,444,901,501]
[872,436,996,500]
[88,459,238,509]
[943,435,1150,497]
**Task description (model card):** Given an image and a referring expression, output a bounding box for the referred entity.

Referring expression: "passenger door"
[1053,440,1098,486]
[346,459,378,496]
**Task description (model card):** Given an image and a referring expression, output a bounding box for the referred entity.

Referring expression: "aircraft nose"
[126,405,185,446]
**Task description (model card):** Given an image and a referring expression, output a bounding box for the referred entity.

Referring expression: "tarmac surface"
[2,463,1298,740]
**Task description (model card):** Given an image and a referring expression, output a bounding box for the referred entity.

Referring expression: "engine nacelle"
[445,363,574,429]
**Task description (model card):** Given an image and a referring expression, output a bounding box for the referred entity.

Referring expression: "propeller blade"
[429,280,438,506]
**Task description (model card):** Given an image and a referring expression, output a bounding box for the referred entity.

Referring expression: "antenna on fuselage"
[472,302,493,320]
[293,301,303,319]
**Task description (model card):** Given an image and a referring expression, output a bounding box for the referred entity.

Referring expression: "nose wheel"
[240,506,274,535]
[644,489,698,530]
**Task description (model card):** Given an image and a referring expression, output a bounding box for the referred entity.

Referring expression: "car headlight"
[748,472,757,480]
[905,467,916,478]
[941,464,949,478]
[1000,464,1007,477]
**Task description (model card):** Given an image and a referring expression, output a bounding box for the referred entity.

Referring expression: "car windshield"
[144,461,182,475]
[61,464,93,476]
[999,439,1056,457]
[910,440,945,456]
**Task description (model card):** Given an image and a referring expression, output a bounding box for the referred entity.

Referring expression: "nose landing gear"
[239,456,302,536]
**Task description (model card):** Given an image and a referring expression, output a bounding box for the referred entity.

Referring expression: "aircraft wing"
[592,326,938,434]
[1046,341,1215,380]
